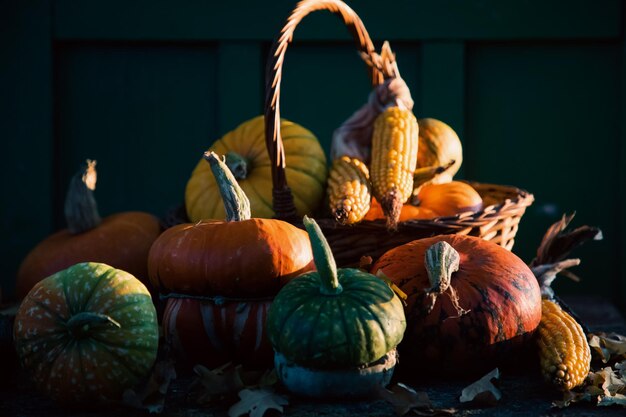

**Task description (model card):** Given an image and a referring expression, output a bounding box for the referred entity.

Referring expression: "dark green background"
[1,0,624,309]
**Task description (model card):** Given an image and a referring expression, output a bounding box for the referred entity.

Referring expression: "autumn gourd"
[364,198,439,222]
[371,235,542,374]
[16,160,161,299]
[14,262,158,404]
[185,116,327,221]
[327,156,372,225]
[537,299,591,391]
[413,181,483,217]
[150,151,315,368]
[369,107,419,229]
[267,216,406,397]
[416,118,463,184]
[163,297,273,368]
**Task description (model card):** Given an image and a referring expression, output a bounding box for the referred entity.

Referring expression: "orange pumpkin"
[364,198,439,222]
[148,152,315,297]
[414,181,482,217]
[371,234,542,375]
[16,160,161,299]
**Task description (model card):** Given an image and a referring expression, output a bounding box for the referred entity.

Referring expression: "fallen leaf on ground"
[376,383,457,416]
[228,388,288,417]
[190,362,246,403]
[459,368,501,406]
[589,333,626,364]
[553,362,626,408]
[122,358,177,413]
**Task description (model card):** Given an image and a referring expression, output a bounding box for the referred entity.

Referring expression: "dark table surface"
[1,295,625,417]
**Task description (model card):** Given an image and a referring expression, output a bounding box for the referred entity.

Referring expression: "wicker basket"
[261,0,534,266]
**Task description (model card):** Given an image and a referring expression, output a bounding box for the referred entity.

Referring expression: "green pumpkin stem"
[64,159,102,234]
[303,215,342,295]
[66,312,121,339]
[225,151,249,180]
[203,151,251,222]
[424,241,468,317]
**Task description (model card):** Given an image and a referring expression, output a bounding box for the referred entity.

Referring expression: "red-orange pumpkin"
[149,151,315,368]
[371,234,542,374]
[16,160,161,299]
[148,217,313,297]
[163,297,273,368]
[149,153,313,297]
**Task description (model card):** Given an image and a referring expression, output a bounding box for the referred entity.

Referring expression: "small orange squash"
[414,181,482,217]
[364,198,439,222]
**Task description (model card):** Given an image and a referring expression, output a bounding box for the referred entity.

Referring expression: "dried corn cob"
[327,156,371,225]
[537,299,591,391]
[369,106,419,229]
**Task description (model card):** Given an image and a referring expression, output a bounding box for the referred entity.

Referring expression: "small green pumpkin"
[266,216,406,369]
[13,262,159,404]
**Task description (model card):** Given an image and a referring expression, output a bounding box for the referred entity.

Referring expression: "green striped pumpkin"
[266,216,406,368]
[185,116,328,221]
[14,262,159,404]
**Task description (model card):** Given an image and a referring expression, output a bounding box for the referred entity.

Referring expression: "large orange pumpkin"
[16,160,161,299]
[150,152,314,297]
[371,234,542,374]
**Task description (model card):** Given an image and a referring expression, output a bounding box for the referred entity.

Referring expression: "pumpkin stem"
[424,241,468,317]
[302,215,342,295]
[66,312,121,339]
[203,151,251,222]
[64,159,102,234]
[225,152,249,180]
[411,159,456,202]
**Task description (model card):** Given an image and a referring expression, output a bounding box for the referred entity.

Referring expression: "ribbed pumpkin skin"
[417,118,463,184]
[16,212,161,299]
[163,297,273,368]
[267,268,406,369]
[148,218,315,296]
[371,235,541,374]
[185,116,327,221]
[14,262,158,403]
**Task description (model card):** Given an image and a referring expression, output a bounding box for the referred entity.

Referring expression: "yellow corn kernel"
[327,156,372,225]
[537,299,591,391]
[369,106,418,229]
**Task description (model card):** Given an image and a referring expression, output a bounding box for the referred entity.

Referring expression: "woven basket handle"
[264,0,383,220]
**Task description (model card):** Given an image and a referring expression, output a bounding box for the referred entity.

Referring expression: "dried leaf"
[228,388,288,417]
[588,367,626,397]
[376,383,431,416]
[530,213,602,267]
[598,393,626,407]
[459,368,501,407]
[589,333,626,363]
[122,358,177,413]
[190,363,245,404]
[376,383,456,416]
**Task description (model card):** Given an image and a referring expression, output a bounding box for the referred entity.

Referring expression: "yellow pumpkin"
[185,116,328,221]
[417,118,463,184]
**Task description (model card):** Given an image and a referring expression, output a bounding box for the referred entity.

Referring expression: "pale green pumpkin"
[14,262,158,404]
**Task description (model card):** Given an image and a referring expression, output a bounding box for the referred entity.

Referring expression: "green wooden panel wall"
[1,0,624,311]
